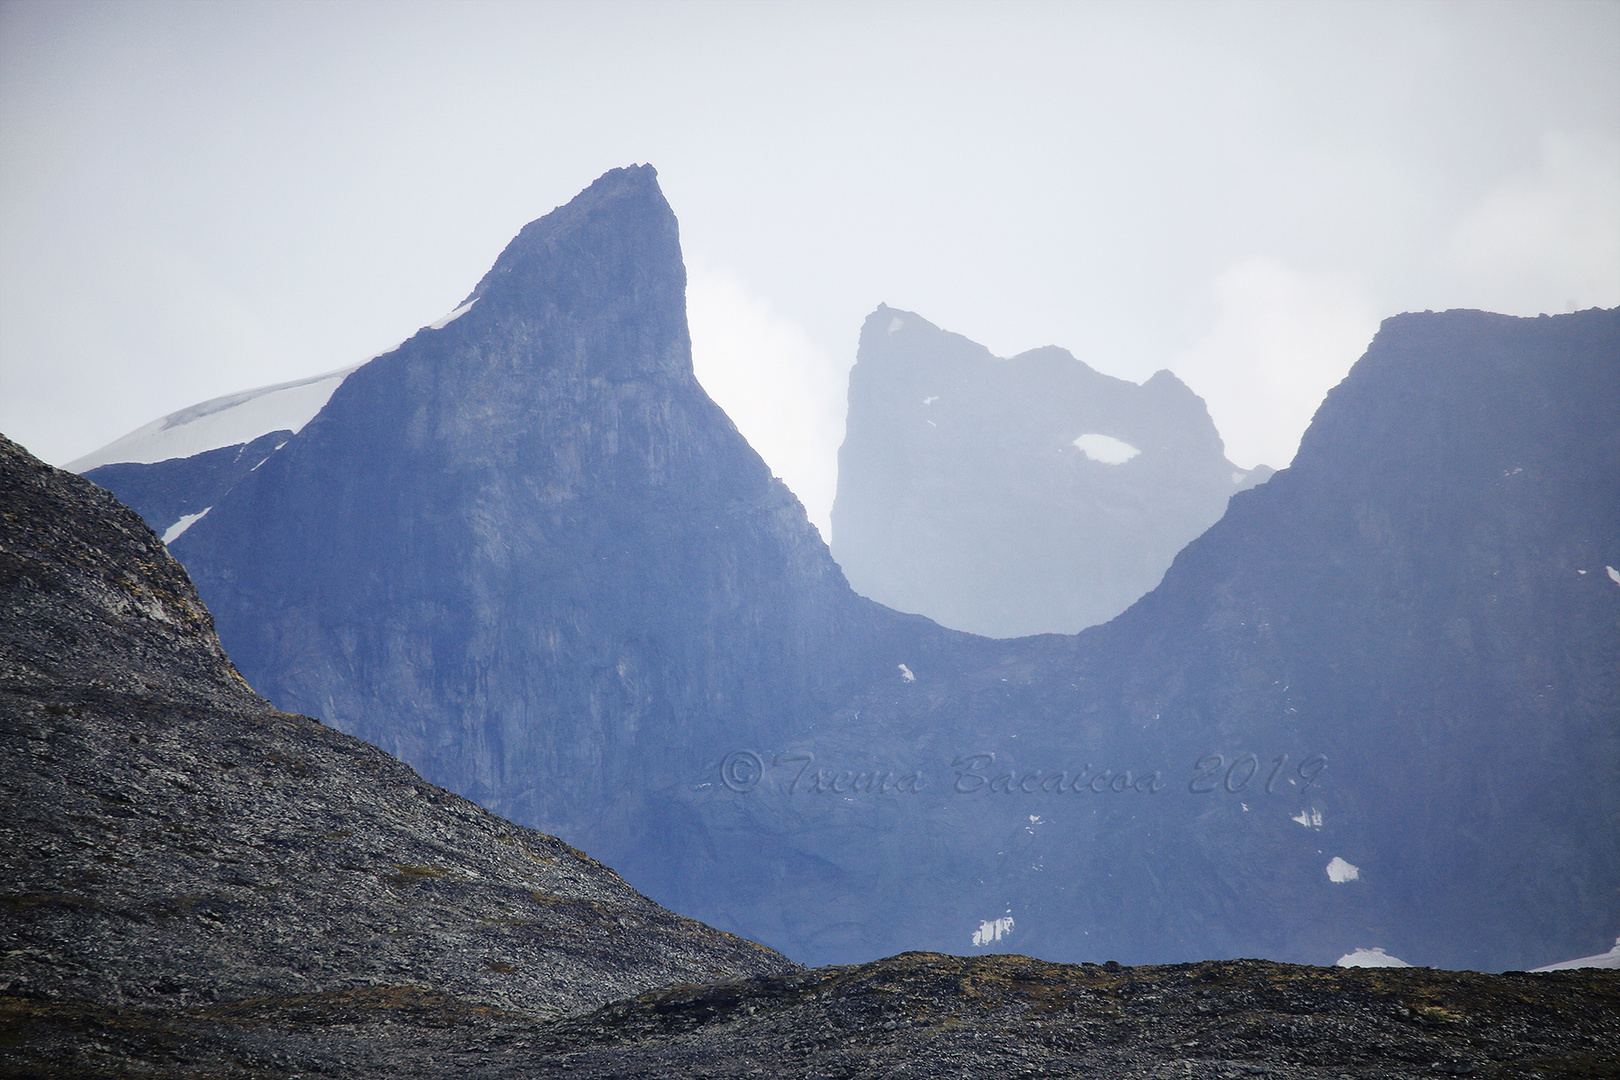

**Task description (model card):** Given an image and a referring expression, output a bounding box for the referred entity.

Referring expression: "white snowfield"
[67,364,362,473]
[1336,947,1412,968]
[1532,936,1620,971]
[971,913,1015,948]
[1333,936,1620,971]
[1072,432,1141,465]
[160,508,211,544]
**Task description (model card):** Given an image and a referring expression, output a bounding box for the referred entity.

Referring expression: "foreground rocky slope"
[7,950,1616,1077]
[0,434,795,1034]
[833,305,1270,636]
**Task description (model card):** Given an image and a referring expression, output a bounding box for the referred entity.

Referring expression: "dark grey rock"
[0,433,797,1028]
[833,306,1270,637]
[6,952,1616,1078]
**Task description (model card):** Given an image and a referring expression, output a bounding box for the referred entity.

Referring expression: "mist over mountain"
[78,167,1620,975]
[834,306,1271,637]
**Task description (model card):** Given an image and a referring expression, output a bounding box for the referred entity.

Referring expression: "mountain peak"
[834,307,1248,636]
[452,164,690,379]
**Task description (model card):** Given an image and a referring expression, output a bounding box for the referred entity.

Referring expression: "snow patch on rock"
[162,508,212,544]
[429,297,478,330]
[1337,947,1411,968]
[972,912,1014,947]
[1072,433,1141,464]
[1533,935,1620,971]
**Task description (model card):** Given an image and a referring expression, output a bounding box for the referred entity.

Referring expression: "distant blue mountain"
[85,166,1620,973]
[834,305,1271,636]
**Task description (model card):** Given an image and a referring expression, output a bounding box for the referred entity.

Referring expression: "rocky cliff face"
[0,433,796,1030]
[81,164,1618,975]
[1082,306,1620,970]
[833,306,1270,637]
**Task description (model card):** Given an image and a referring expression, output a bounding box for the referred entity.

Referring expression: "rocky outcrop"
[0,433,797,1028]
[412,955,1620,1079]
[833,306,1270,637]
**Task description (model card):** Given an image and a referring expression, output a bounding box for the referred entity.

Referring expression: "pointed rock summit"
[431,164,693,380]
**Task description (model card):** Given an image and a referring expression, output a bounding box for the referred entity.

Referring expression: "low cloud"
[1170,258,1380,471]
[687,264,846,539]
[1444,130,1620,315]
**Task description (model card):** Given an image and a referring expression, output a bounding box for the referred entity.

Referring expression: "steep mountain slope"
[85,164,1618,974]
[0,433,796,1028]
[1091,307,1620,969]
[833,306,1270,636]
[82,429,295,544]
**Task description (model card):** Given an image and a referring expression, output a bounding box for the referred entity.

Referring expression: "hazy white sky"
[2,0,1616,537]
